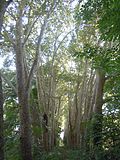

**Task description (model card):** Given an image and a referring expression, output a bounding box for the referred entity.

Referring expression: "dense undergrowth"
[34,146,120,160]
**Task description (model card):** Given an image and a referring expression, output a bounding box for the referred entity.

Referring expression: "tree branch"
[23,16,39,46]
[2,26,15,45]
[55,28,75,53]
[26,1,57,91]
[26,18,48,91]
[6,10,17,21]
[0,71,17,95]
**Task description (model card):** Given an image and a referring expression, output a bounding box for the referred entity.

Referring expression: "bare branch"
[6,10,17,21]
[26,18,48,90]
[23,16,39,45]
[23,0,57,46]
[55,28,75,53]
[26,1,57,91]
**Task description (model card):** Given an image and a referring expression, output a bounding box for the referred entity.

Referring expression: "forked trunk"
[15,31,32,159]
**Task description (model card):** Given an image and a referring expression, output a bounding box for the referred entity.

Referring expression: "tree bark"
[92,69,105,147]
[0,74,4,160]
[14,7,32,159]
[14,37,32,160]
[15,50,32,160]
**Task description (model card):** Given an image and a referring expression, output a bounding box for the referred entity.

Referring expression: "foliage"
[4,98,21,160]
[76,0,120,41]
[102,79,120,160]
[40,147,91,160]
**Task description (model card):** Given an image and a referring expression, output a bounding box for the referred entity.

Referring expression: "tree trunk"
[14,11,32,158]
[14,43,32,160]
[92,69,105,147]
[0,74,4,160]
[82,71,95,150]
[0,3,5,158]
[19,93,32,160]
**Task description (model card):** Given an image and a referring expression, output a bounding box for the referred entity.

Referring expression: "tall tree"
[0,1,12,160]
[2,0,58,159]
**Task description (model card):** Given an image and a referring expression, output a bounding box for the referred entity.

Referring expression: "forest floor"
[41,147,85,160]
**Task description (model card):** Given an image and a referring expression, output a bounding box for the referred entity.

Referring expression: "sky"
[0,58,4,69]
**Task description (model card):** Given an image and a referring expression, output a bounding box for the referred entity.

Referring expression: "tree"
[2,0,60,159]
[0,1,12,160]
[35,1,74,151]
[70,12,120,156]
[1,0,120,159]
[78,0,120,41]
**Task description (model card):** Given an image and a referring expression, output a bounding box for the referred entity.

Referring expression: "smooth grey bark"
[14,11,32,159]
[14,45,32,160]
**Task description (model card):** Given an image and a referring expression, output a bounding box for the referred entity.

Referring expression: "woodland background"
[0,0,120,160]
